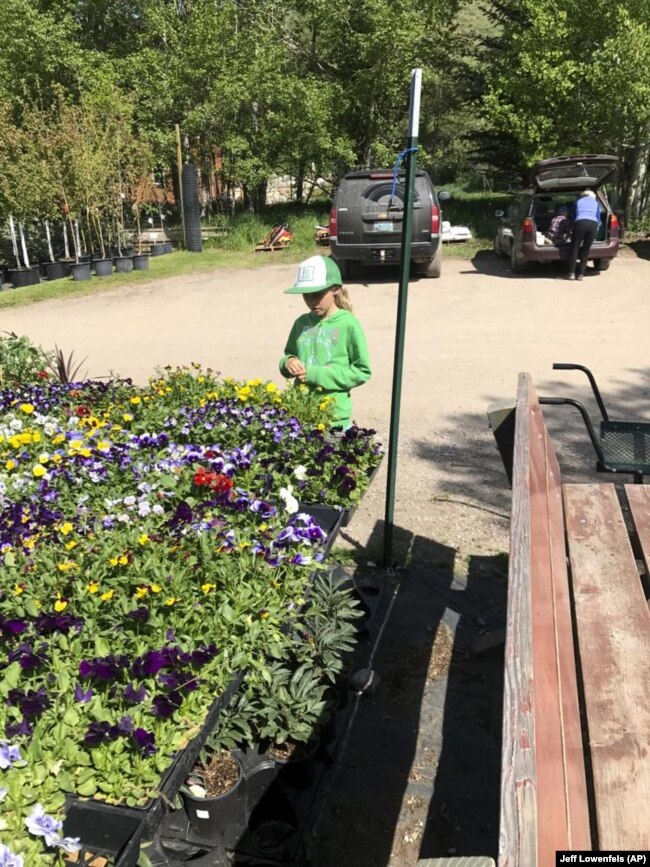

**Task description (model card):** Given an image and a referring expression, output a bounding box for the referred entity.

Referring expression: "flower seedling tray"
[63,671,244,860]
[297,503,344,554]
[338,459,382,528]
[62,801,144,867]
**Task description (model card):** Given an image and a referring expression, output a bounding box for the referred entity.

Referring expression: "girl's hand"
[286,356,306,377]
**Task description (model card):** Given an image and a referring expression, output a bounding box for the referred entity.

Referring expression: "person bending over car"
[566,190,600,281]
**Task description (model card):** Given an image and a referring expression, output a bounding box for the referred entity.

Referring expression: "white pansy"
[293,465,307,481]
[279,485,299,514]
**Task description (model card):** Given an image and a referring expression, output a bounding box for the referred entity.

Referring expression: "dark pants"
[568,219,598,276]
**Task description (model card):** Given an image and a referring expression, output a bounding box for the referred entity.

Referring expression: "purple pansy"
[24,803,63,846]
[0,843,23,867]
[133,727,157,755]
[0,742,20,770]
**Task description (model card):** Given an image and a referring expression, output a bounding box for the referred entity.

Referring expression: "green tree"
[483,0,650,219]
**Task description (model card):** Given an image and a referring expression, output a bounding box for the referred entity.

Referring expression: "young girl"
[279,255,371,429]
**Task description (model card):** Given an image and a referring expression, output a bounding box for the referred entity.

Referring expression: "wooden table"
[562,482,650,851]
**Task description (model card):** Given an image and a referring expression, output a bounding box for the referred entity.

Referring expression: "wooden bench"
[499,372,650,866]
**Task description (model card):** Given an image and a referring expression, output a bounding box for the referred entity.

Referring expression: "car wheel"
[420,245,442,278]
[593,258,612,272]
[510,243,528,274]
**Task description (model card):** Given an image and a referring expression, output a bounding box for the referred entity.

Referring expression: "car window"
[336,177,425,208]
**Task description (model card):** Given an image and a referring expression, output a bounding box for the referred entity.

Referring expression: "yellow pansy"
[101,589,115,601]
[238,541,251,550]
[23,536,37,551]
[109,556,119,567]
[52,434,65,445]
[54,598,68,612]
[64,540,78,551]
[59,522,74,535]
[86,581,99,594]
[129,396,142,406]
[69,440,83,451]
[57,561,77,572]
[319,397,330,410]
[96,440,111,452]
[5,459,16,471]
[150,583,162,593]
[134,586,148,599]
[201,583,216,594]
[265,382,278,394]
[19,403,35,414]
[13,584,24,596]
[317,423,325,431]
[138,534,150,546]
[164,597,178,606]
[33,465,47,478]
[38,453,50,464]
[52,454,62,465]
[122,413,133,423]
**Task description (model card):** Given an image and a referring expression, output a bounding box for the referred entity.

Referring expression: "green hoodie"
[279,309,371,428]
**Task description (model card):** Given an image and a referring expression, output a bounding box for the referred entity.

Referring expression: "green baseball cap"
[284,255,342,294]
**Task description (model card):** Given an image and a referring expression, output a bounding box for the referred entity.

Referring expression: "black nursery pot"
[44,261,70,281]
[114,255,134,274]
[93,258,114,277]
[163,241,173,254]
[9,267,41,288]
[181,753,246,842]
[267,739,320,791]
[150,242,166,257]
[71,262,92,282]
[132,253,150,271]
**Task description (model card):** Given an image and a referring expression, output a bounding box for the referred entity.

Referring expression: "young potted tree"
[0,102,42,287]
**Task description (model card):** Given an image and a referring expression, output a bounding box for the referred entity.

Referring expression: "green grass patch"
[0,193,505,309]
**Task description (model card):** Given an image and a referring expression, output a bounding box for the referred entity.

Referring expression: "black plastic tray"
[298,503,343,554]
[62,671,244,860]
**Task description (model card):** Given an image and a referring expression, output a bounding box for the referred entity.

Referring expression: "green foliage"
[0,331,50,384]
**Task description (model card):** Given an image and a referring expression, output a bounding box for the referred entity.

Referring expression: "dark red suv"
[494,154,621,273]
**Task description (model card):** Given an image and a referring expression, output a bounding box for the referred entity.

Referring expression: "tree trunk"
[295,159,305,203]
[45,220,55,263]
[8,214,22,269]
[624,139,650,223]
[19,222,31,269]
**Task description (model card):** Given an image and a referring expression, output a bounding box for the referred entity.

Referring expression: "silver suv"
[329,169,450,278]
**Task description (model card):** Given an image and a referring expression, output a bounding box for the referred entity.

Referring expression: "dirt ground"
[3,246,650,864]
[4,246,649,561]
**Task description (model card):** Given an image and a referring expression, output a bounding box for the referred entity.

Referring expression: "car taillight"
[610,213,619,230]
[522,218,535,236]
[431,205,440,235]
[329,207,337,237]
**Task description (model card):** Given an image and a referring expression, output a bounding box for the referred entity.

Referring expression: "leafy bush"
[0,331,50,385]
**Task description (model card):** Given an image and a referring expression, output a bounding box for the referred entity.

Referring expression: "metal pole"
[383,68,421,568]
[175,123,187,249]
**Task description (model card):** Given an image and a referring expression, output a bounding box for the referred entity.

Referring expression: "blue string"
[390,147,418,205]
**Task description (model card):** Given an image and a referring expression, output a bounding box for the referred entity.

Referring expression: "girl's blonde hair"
[334,285,353,312]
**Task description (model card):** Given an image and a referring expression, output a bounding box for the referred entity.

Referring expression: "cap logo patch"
[297,265,316,285]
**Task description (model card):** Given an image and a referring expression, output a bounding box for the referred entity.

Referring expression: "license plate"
[374,221,394,232]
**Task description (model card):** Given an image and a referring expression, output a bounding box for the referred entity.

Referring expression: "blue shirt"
[575,196,600,223]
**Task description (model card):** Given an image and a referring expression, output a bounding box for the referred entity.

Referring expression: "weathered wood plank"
[499,375,590,867]
[499,373,537,867]
[529,407,591,862]
[563,484,650,850]
[625,485,650,596]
